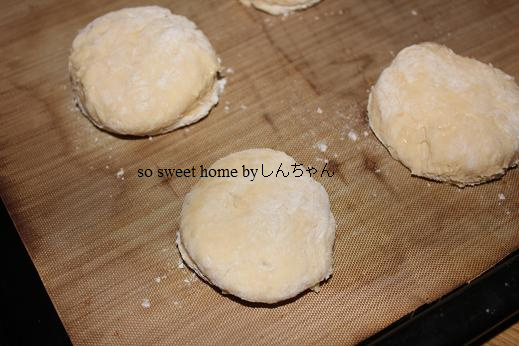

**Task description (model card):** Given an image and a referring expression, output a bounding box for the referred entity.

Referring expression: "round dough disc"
[240,0,321,15]
[368,42,519,186]
[177,149,336,303]
[69,6,224,136]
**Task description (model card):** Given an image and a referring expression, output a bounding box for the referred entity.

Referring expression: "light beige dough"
[69,6,224,136]
[177,149,336,304]
[368,42,519,187]
[240,0,321,15]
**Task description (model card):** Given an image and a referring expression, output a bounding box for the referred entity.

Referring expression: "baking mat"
[0,0,518,345]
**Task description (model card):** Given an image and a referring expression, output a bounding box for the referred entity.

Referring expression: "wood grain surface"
[486,322,519,346]
[1,0,518,345]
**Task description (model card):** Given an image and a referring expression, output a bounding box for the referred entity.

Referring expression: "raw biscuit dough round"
[240,0,321,15]
[69,6,224,136]
[177,149,336,303]
[368,42,519,186]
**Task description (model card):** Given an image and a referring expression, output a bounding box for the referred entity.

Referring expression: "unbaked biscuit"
[177,149,336,303]
[368,43,519,186]
[240,0,321,15]
[69,6,224,136]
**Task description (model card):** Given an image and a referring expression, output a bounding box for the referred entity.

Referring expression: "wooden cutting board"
[1,0,518,345]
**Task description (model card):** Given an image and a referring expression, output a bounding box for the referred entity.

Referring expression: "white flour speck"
[363,131,369,137]
[154,276,161,283]
[348,130,358,141]
[316,107,323,114]
[315,140,328,152]
[498,193,506,201]
[177,259,185,269]
[116,168,125,179]
[240,104,248,110]
[316,157,329,164]
[411,9,418,16]
[225,67,235,74]
[375,169,381,173]
[183,273,197,285]
[141,298,151,309]
[224,105,230,112]
[148,136,153,141]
